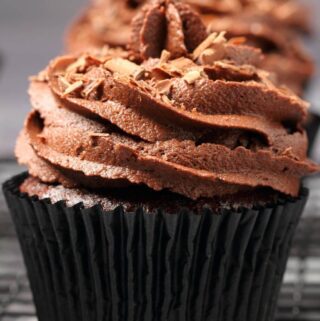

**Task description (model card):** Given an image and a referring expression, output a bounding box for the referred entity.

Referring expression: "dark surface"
[1,162,320,321]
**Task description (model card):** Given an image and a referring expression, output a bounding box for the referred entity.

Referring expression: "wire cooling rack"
[277,216,320,321]
[0,238,36,321]
[1,162,320,321]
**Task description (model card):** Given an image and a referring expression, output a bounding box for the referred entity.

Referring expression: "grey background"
[0,0,319,158]
[0,0,86,157]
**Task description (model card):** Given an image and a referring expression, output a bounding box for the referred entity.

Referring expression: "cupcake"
[66,0,138,51]
[66,0,314,96]
[204,9,314,96]
[188,0,311,33]
[3,1,318,320]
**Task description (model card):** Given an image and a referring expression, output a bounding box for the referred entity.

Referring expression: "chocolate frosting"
[66,0,313,95]
[129,0,207,59]
[18,2,318,200]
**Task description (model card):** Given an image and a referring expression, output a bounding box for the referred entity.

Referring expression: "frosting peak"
[129,0,208,59]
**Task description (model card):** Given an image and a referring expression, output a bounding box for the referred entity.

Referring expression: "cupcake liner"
[3,172,308,321]
[306,112,320,154]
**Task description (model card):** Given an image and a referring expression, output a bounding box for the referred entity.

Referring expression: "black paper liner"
[306,112,320,154]
[2,172,308,321]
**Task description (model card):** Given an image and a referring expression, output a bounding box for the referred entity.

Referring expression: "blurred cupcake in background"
[189,0,311,33]
[201,0,314,96]
[66,0,144,51]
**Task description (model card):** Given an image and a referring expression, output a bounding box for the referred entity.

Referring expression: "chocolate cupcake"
[66,0,138,51]
[3,1,318,321]
[189,0,311,33]
[66,0,314,95]
[205,9,314,96]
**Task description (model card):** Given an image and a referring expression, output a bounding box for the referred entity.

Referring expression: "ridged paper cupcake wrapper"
[3,172,308,321]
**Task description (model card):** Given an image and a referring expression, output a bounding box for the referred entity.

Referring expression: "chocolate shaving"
[156,79,173,95]
[104,58,145,79]
[62,80,84,97]
[193,31,227,60]
[183,70,202,84]
[198,48,225,65]
[82,78,104,98]
[160,50,171,63]
[58,76,72,89]
[66,55,102,74]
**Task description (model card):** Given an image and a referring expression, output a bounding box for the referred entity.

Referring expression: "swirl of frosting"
[17,24,317,200]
